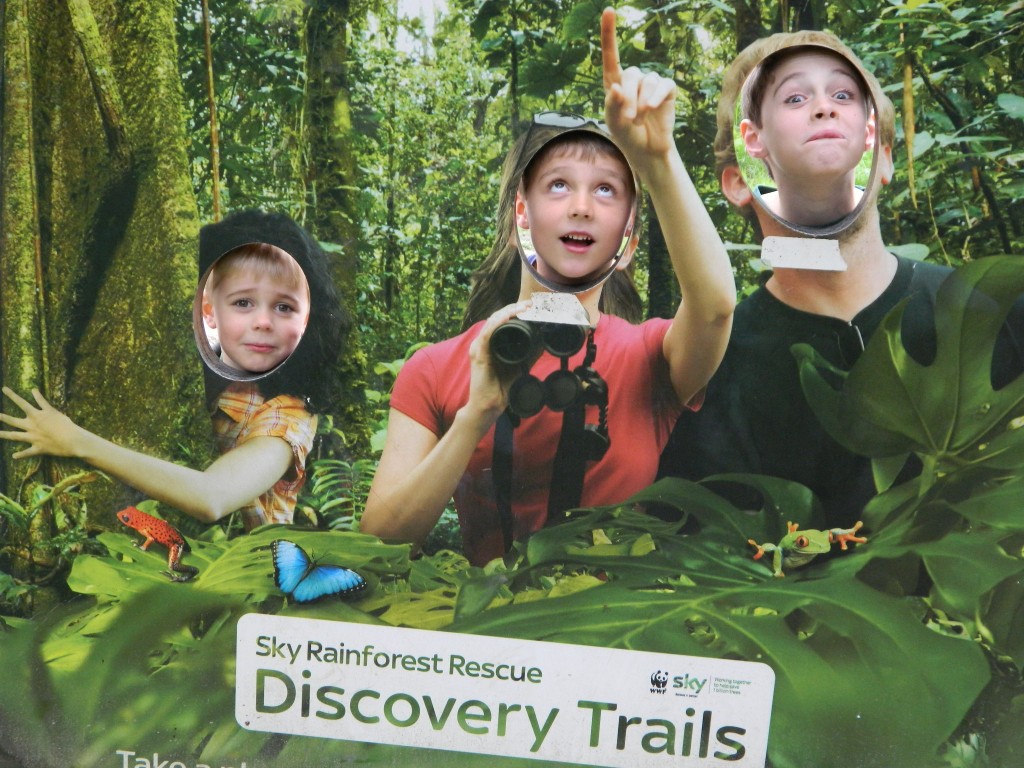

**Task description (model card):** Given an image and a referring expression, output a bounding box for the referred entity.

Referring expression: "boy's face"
[515,146,634,286]
[740,51,873,188]
[202,267,310,373]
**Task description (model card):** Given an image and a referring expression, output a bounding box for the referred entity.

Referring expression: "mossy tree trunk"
[0,0,210,607]
[732,0,764,50]
[642,12,674,320]
[302,0,370,453]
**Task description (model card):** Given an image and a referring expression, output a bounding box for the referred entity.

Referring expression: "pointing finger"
[600,7,621,89]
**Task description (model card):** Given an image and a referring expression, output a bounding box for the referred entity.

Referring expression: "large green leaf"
[5,472,1018,766]
[439,477,1019,766]
[68,527,411,601]
[795,257,1024,469]
[448,575,987,768]
[949,473,1024,528]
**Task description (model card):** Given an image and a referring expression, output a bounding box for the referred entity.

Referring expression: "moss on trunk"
[2,0,211,542]
[303,0,370,453]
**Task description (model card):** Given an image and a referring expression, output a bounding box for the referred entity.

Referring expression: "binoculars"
[490,319,603,419]
[490,319,587,368]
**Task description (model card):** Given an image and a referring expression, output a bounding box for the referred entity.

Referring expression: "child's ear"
[865,110,877,152]
[514,189,530,230]
[201,294,217,329]
[879,145,895,186]
[720,165,753,207]
[740,119,767,159]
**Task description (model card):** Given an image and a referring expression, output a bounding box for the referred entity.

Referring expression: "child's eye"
[595,184,615,197]
[549,180,568,193]
[275,303,297,314]
[833,89,855,101]
[783,93,807,105]
[232,298,254,308]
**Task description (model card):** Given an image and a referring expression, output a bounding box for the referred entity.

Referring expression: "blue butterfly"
[270,539,367,603]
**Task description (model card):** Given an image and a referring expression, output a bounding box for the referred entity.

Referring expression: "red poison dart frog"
[115,506,198,582]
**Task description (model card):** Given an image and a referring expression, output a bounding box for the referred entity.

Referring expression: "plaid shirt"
[212,382,317,529]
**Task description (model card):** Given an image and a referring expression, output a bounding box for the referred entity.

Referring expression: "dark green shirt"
[658,256,1023,527]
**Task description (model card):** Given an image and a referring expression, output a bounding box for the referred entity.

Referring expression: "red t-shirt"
[391,314,692,564]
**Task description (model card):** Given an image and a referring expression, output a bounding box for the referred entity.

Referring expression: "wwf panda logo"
[650,670,669,693]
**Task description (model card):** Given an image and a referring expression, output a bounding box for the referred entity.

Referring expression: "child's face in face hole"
[202,261,310,374]
[515,142,635,287]
[741,50,874,190]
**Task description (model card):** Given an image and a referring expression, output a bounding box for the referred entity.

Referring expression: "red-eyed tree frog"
[748,521,867,578]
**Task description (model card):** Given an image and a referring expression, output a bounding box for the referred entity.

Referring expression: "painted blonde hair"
[205,242,307,298]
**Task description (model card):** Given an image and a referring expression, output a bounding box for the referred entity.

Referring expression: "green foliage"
[4,450,1020,765]
[349,12,503,360]
[297,344,466,551]
[449,473,1019,766]
[0,470,106,610]
[7,271,1024,761]
[421,508,464,555]
[795,256,1024,483]
[177,0,308,216]
[293,346,409,530]
[859,2,1024,261]
[174,0,1024,346]
[0,527,411,764]
[298,456,378,531]
[10,2,1019,765]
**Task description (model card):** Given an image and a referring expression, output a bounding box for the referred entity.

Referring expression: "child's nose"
[813,95,838,119]
[252,309,273,329]
[569,192,593,218]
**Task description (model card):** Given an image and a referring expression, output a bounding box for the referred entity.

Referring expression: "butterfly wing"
[272,539,367,603]
[290,564,367,603]
[271,540,312,595]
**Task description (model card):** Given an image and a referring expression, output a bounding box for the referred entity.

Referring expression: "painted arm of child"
[360,301,528,551]
[601,8,735,406]
[0,386,292,524]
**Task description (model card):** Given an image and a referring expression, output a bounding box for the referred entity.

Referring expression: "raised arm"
[0,386,292,523]
[361,301,528,551]
[601,8,735,404]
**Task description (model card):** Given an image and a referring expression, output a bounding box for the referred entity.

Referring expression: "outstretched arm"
[0,386,292,523]
[601,8,735,405]
[361,301,528,551]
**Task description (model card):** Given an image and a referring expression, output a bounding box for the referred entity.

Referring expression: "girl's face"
[741,51,873,188]
[515,147,635,286]
[202,267,310,373]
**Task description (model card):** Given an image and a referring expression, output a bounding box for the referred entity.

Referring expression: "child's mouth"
[808,130,844,142]
[560,233,595,252]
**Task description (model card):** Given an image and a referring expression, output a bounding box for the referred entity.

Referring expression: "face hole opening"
[514,126,640,294]
[192,242,311,382]
[733,44,881,238]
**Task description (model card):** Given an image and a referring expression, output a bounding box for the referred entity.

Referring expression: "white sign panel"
[236,614,774,766]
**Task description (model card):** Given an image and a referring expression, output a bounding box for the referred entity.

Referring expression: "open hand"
[601,7,677,163]
[466,300,532,423]
[0,387,79,458]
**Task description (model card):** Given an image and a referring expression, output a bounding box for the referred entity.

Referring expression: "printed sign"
[236,614,775,766]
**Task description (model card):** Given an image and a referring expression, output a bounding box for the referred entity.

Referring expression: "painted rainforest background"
[2,1,1024,766]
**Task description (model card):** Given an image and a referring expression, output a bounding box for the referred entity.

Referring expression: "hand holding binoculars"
[489,296,609,459]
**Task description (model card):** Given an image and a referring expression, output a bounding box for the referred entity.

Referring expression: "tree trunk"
[303,0,371,453]
[733,0,764,51]
[1,0,209,607]
[643,13,674,319]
